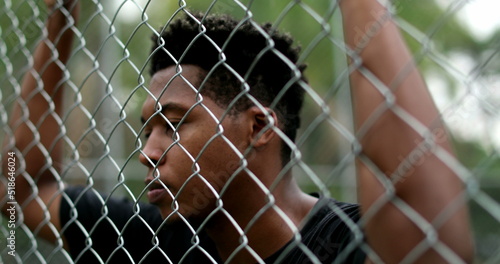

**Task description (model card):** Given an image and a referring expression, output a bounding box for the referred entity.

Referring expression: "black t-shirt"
[59,186,220,263]
[60,186,365,263]
[263,196,366,263]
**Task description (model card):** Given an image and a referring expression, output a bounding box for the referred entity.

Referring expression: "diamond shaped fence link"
[0,0,498,263]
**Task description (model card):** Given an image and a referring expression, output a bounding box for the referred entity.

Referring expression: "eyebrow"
[140,102,189,124]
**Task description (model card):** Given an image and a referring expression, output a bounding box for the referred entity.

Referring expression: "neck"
[204,172,318,263]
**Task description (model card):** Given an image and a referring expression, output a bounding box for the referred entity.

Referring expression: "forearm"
[0,1,80,244]
[340,0,472,263]
[341,0,434,133]
[2,1,79,207]
[5,2,79,178]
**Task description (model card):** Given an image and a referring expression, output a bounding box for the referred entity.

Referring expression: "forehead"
[141,65,227,120]
[148,65,204,99]
[141,65,207,115]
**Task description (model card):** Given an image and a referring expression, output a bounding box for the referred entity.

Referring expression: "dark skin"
[140,65,318,262]
[1,0,79,246]
[341,1,473,262]
[1,0,473,263]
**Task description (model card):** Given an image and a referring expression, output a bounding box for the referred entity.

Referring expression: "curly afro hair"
[150,12,307,164]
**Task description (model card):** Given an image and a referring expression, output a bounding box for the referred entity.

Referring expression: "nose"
[139,136,166,168]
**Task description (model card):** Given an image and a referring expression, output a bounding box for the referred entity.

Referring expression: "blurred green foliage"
[1,0,499,262]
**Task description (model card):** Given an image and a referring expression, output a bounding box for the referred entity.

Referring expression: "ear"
[246,106,278,148]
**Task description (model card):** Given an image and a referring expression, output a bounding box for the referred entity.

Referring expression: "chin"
[160,210,183,223]
[159,200,217,225]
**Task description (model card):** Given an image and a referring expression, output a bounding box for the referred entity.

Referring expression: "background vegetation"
[1,0,499,262]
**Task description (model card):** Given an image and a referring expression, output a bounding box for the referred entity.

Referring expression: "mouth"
[144,178,169,204]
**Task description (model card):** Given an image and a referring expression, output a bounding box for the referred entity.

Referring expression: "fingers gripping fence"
[0,0,498,263]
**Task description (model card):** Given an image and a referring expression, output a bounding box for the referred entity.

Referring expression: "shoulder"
[59,185,197,263]
[310,197,360,225]
[59,185,163,228]
[301,197,361,244]
[270,197,365,264]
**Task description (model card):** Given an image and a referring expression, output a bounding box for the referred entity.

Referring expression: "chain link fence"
[0,0,499,263]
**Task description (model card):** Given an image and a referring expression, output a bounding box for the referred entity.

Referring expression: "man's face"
[140,65,248,221]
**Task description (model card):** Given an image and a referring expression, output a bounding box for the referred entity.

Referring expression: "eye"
[166,122,180,134]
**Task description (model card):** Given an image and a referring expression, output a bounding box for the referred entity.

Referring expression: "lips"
[147,187,168,204]
[145,179,169,204]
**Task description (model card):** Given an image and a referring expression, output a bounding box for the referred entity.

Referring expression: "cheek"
[162,129,223,186]
[169,177,220,218]
[198,139,243,190]
[171,121,245,191]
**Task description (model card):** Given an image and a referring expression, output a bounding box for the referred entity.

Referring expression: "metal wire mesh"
[0,0,499,263]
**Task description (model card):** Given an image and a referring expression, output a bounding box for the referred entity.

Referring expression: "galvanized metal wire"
[1,0,499,263]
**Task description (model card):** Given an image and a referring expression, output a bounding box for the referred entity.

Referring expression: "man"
[1,0,473,263]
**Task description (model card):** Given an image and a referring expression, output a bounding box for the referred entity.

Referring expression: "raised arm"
[339,0,473,263]
[1,0,79,243]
